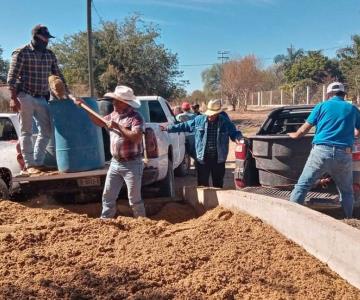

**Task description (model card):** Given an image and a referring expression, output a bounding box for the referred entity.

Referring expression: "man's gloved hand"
[48,75,66,99]
[159,125,168,131]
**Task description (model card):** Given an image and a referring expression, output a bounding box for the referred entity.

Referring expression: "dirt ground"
[1,200,359,299]
[1,109,360,298]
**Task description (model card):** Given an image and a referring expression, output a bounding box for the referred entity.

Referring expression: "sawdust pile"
[0,200,359,299]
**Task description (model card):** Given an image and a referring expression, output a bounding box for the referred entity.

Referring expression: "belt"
[23,90,48,98]
[113,155,142,162]
[314,144,352,153]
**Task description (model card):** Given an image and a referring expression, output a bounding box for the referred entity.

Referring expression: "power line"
[92,0,106,25]
[179,45,346,67]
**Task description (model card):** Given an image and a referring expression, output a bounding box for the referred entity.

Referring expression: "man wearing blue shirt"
[288,82,360,218]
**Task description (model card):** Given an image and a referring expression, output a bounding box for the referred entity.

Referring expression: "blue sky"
[0,0,359,93]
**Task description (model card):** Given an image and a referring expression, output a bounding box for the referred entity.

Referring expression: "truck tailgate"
[241,186,340,208]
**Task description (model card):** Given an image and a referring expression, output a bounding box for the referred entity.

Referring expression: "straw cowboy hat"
[204,99,225,116]
[103,85,141,108]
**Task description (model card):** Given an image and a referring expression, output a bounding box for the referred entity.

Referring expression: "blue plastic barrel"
[49,97,105,173]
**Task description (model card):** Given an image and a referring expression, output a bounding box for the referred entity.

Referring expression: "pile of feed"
[0,200,359,299]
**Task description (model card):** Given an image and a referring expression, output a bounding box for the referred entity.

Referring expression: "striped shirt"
[205,119,218,159]
[104,108,144,161]
[7,43,66,96]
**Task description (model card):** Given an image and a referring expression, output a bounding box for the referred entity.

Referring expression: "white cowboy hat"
[103,85,141,108]
[203,99,225,116]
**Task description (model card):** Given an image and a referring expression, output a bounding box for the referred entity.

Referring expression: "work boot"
[15,170,30,178]
[131,203,146,218]
[26,167,42,175]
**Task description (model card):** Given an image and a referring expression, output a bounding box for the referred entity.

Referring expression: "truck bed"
[12,167,108,183]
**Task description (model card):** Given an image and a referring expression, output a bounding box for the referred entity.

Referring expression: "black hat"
[32,24,55,39]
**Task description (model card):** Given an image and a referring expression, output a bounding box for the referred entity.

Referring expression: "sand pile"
[0,200,359,299]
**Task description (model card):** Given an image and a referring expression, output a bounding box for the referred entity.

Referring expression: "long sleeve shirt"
[7,43,67,96]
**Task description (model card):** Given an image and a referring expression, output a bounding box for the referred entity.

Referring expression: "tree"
[221,55,264,110]
[285,50,342,84]
[0,46,9,83]
[201,64,221,99]
[337,35,360,102]
[51,15,186,98]
[188,90,206,104]
[260,65,285,91]
[274,45,304,71]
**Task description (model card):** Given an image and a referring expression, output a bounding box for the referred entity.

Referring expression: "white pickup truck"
[0,96,187,201]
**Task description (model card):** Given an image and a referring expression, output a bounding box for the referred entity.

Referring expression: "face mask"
[31,36,48,52]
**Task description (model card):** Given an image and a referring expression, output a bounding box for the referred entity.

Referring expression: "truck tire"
[174,153,190,177]
[0,178,10,200]
[159,160,175,198]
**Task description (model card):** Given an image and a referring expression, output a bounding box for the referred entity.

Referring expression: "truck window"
[148,100,168,123]
[136,101,150,123]
[0,117,17,140]
[265,112,315,135]
[164,102,177,123]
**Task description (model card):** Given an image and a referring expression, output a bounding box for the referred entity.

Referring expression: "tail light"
[235,139,248,160]
[353,183,360,192]
[235,178,246,189]
[144,128,158,158]
[353,138,360,161]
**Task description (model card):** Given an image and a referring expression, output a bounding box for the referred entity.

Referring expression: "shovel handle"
[68,94,107,124]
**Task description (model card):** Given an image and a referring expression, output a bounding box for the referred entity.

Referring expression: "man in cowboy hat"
[161,99,242,187]
[288,82,360,218]
[7,24,68,175]
[81,85,146,218]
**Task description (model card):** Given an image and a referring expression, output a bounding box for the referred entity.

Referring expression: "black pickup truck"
[234,105,360,208]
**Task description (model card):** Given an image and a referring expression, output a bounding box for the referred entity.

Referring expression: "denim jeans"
[17,92,51,168]
[101,158,145,218]
[290,144,354,218]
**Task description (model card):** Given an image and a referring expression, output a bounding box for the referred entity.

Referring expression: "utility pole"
[87,0,95,97]
[217,50,229,103]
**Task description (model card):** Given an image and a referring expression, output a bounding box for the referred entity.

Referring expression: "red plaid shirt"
[7,43,67,96]
[104,107,144,161]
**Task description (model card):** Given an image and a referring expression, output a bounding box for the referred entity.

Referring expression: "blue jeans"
[185,134,196,159]
[290,144,354,218]
[101,158,145,218]
[18,92,51,168]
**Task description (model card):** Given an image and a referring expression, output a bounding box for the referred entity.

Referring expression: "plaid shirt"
[104,107,144,161]
[205,119,218,159]
[7,43,66,96]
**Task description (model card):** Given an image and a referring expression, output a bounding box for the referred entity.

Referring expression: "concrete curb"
[183,186,360,289]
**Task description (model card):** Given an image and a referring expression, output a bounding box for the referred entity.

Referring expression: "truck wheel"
[174,153,190,177]
[159,160,175,198]
[0,178,10,200]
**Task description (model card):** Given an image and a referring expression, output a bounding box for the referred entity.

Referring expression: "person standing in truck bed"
[288,82,360,218]
[7,25,68,175]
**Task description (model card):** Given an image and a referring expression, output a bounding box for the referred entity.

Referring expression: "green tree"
[285,51,342,84]
[51,16,185,98]
[201,64,221,99]
[0,46,9,83]
[337,35,360,101]
[274,45,304,71]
